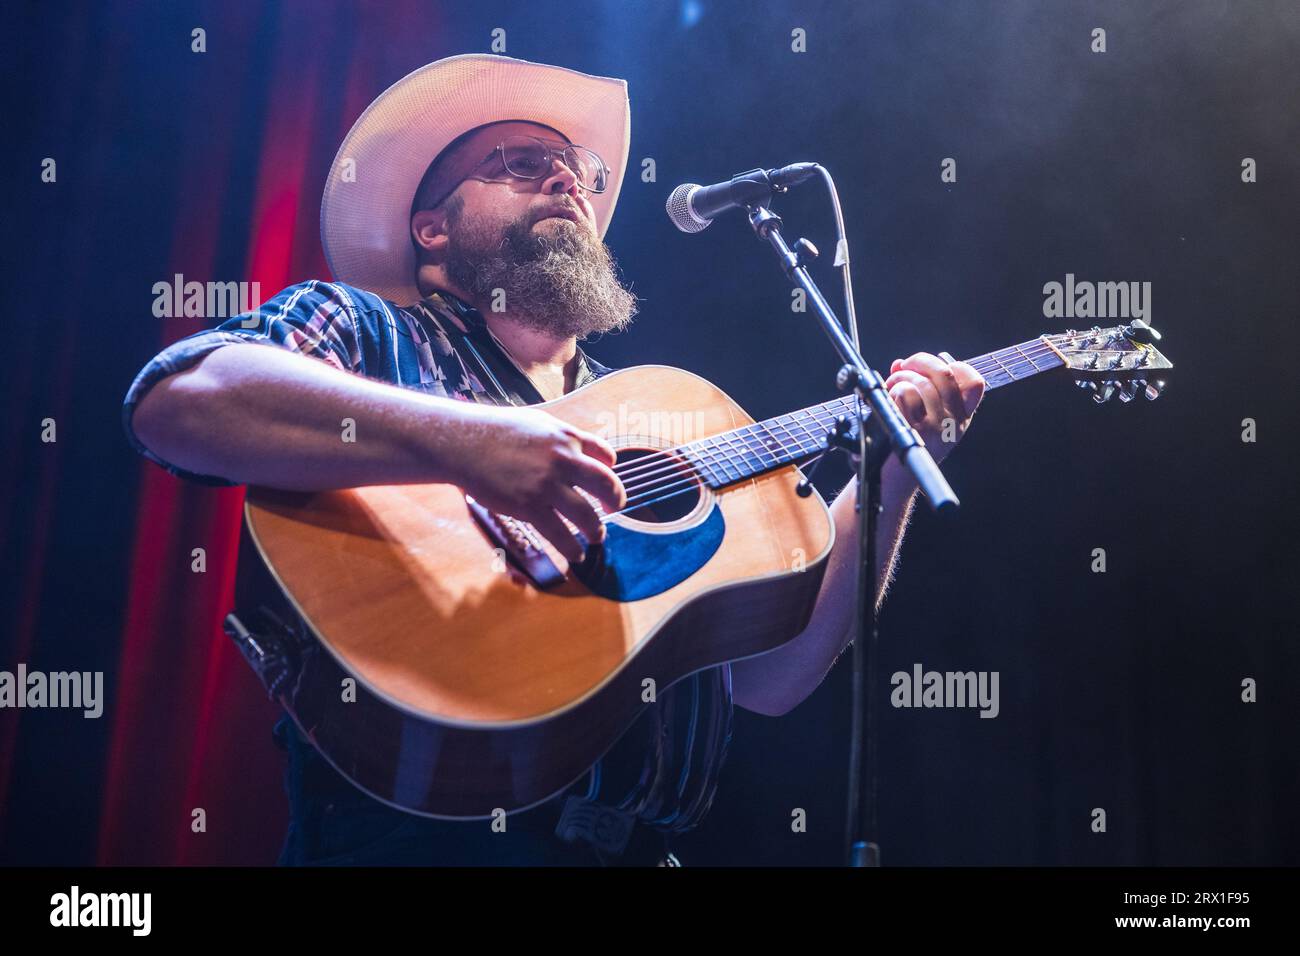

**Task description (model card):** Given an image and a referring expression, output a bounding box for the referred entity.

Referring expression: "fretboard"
[679,336,1063,489]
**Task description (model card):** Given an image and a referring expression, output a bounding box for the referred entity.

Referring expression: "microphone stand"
[744,202,960,868]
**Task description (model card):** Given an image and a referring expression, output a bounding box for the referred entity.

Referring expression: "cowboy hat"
[320,54,631,306]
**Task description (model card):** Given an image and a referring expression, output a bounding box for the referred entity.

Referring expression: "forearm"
[130,343,489,490]
[731,461,918,716]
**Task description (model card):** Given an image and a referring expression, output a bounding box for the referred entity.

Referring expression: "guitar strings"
[608,347,1048,494]
[601,368,1058,513]
[603,341,1063,504]
[576,337,1079,520]
[595,336,1141,524]
[600,361,1024,515]
[598,333,1141,525]
[605,343,1058,492]
[604,337,1062,486]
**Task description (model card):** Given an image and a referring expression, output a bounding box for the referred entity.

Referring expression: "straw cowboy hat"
[320,53,631,306]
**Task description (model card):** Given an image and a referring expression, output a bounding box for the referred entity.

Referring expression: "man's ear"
[411,207,451,263]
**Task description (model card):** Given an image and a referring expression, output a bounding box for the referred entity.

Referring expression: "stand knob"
[793,237,819,264]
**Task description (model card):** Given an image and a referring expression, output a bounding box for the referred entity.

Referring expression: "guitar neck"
[679,336,1064,489]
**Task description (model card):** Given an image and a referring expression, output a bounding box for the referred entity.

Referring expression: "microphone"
[666,163,819,233]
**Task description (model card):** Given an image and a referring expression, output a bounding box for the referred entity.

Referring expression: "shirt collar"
[422,287,480,333]
[418,287,607,389]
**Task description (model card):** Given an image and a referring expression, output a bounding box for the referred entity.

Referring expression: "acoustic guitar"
[225,322,1171,818]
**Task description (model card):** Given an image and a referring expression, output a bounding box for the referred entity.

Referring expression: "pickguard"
[574,505,726,601]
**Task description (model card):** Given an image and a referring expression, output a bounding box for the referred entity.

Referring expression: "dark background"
[3,0,1297,865]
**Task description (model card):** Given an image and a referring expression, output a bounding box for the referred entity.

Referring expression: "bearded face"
[440,195,638,340]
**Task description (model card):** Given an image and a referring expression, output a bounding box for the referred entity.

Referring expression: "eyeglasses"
[466,134,609,196]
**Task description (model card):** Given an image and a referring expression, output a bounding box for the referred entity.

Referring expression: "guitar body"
[237,365,835,818]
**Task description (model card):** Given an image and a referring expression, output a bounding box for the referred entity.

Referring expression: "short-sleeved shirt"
[122,279,735,834]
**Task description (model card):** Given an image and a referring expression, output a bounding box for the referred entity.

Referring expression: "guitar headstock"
[1046,320,1173,403]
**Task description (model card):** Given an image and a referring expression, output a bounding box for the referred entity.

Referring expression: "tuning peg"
[1144,379,1166,401]
[1117,380,1139,403]
[1093,382,1117,404]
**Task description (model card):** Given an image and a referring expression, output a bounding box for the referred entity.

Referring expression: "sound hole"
[615,447,700,523]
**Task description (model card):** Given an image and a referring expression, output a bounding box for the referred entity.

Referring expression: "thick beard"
[442,206,638,339]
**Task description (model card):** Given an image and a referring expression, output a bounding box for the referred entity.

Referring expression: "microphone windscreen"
[665,183,710,233]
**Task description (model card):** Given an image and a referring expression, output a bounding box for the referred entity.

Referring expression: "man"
[123,54,984,866]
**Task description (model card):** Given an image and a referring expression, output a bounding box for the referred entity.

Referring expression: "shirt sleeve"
[121,279,367,486]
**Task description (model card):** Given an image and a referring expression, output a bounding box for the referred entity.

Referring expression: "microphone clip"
[796,414,860,497]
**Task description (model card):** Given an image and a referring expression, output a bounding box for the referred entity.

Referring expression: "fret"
[988,349,1016,383]
[683,446,722,487]
[800,407,835,444]
[746,434,771,468]
[733,423,778,472]
[967,339,1064,391]
[735,428,764,470]
[781,421,811,451]
[712,434,745,482]
[802,401,844,445]
[987,351,1008,382]
[785,409,821,452]
[805,397,853,442]
[998,348,1029,379]
[718,429,757,478]
[751,421,788,464]
[774,408,816,442]
[780,410,820,456]
[972,339,1063,391]
[1011,342,1040,372]
[691,438,730,485]
[705,451,726,486]
[765,414,807,457]
[1003,347,1033,376]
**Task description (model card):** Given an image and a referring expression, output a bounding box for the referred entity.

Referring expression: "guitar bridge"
[465,494,586,590]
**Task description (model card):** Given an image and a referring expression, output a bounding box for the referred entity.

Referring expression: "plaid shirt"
[123,279,733,833]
